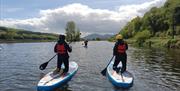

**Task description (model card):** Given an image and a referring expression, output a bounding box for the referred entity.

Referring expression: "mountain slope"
[83,33,113,40]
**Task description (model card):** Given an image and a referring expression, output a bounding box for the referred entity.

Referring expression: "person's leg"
[113,56,120,72]
[54,55,62,74]
[63,57,69,73]
[121,55,127,73]
[57,55,63,71]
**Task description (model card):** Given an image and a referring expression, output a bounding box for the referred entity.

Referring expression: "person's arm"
[54,43,58,53]
[125,42,128,50]
[113,42,118,56]
[65,42,72,52]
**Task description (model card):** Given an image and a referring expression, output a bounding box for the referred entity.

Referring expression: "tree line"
[119,0,180,42]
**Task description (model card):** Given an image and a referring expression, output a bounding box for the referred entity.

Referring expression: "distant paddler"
[84,40,88,47]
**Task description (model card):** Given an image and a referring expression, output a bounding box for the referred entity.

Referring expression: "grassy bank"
[125,37,180,49]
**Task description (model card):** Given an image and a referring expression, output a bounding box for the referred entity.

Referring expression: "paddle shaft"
[105,56,114,68]
[101,56,114,76]
[48,54,57,63]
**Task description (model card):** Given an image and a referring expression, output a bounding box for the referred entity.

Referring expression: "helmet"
[116,34,123,40]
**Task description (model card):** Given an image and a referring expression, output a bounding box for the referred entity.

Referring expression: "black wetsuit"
[113,39,128,73]
[54,40,72,73]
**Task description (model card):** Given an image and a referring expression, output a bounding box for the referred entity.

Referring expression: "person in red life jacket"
[54,35,72,74]
[113,34,128,73]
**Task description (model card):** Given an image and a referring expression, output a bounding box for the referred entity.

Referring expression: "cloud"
[0,0,166,36]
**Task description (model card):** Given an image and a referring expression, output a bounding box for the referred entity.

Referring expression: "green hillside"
[0,26,58,42]
[119,0,180,48]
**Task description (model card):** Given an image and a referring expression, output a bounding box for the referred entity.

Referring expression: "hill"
[0,26,58,42]
[83,33,114,40]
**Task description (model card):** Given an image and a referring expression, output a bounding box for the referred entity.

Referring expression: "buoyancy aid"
[117,43,126,53]
[57,44,66,54]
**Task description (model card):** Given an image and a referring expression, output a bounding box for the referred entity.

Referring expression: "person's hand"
[70,45,72,49]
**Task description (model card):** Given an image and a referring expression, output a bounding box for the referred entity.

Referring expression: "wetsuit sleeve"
[113,42,118,56]
[54,43,58,53]
[65,42,72,52]
[125,42,128,50]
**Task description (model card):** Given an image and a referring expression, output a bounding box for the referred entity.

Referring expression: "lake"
[0,41,179,91]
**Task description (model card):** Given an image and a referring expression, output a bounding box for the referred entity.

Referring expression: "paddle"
[101,56,114,76]
[39,54,57,70]
[116,66,125,82]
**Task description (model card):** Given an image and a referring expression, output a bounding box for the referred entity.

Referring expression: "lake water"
[0,41,179,91]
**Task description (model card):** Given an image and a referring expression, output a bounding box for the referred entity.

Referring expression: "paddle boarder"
[113,34,128,73]
[84,40,88,47]
[54,35,72,75]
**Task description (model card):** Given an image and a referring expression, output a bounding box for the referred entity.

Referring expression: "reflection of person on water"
[84,40,88,47]
[54,35,72,75]
[113,34,128,73]
[0,45,2,50]
[0,44,3,51]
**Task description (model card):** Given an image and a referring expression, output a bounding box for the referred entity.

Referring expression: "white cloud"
[0,0,166,36]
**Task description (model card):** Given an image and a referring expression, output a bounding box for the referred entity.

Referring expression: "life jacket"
[57,44,66,54]
[117,43,126,53]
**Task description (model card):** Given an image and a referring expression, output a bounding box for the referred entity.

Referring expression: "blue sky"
[0,0,166,36]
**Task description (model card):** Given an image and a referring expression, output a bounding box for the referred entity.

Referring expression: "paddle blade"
[101,68,107,76]
[39,62,49,70]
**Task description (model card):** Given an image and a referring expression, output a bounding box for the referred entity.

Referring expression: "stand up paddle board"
[37,61,78,91]
[107,61,133,88]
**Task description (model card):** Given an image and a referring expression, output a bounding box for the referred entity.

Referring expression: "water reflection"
[130,47,180,91]
[55,84,72,91]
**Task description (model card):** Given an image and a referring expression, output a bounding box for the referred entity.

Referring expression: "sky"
[0,0,167,37]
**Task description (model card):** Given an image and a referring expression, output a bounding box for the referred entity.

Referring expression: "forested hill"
[120,0,180,39]
[0,26,58,41]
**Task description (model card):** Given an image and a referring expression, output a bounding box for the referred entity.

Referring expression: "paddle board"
[107,61,133,88]
[37,61,78,91]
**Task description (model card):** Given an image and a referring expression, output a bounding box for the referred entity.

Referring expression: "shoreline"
[125,38,180,49]
[0,39,57,43]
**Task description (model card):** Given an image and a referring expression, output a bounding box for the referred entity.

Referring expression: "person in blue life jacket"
[113,34,128,73]
[53,35,72,75]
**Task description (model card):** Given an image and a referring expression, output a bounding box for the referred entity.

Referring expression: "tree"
[74,29,81,41]
[65,21,76,41]
[65,21,81,42]
[174,7,180,24]
[5,30,16,40]
[172,7,180,38]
